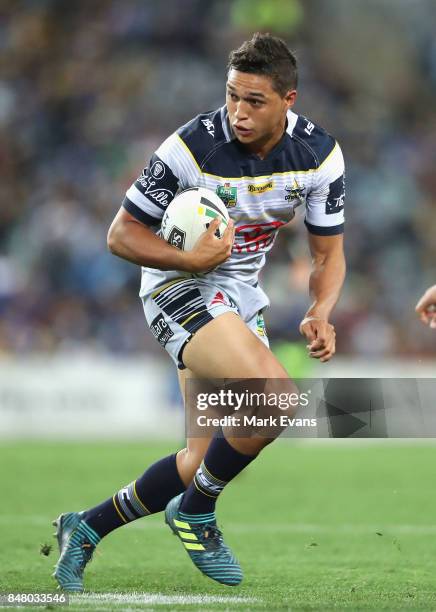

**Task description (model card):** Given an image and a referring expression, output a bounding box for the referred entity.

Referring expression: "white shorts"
[141,275,269,369]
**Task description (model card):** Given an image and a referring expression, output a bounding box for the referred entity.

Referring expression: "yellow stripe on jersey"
[176,134,339,182]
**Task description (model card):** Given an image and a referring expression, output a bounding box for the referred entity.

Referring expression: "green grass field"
[2,440,436,610]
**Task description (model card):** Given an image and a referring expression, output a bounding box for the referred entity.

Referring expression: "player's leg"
[53,366,212,592]
[53,445,187,592]
[165,312,291,585]
[176,367,211,485]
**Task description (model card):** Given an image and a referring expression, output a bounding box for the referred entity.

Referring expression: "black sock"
[179,437,257,516]
[83,452,185,538]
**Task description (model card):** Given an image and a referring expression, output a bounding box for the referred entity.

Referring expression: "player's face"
[226,69,296,158]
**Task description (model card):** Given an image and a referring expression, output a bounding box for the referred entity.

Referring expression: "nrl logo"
[216,182,237,207]
[284,179,306,206]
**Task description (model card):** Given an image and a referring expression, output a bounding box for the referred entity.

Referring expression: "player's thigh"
[182,311,288,379]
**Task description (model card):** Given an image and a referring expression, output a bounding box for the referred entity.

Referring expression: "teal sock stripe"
[179,510,216,524]
[78,520,101,546]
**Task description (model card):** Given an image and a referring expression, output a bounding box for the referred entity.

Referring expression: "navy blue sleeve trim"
[305,220,344,236]
[122,197,161,227]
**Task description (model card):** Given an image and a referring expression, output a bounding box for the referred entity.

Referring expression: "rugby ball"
[161,187,229,251]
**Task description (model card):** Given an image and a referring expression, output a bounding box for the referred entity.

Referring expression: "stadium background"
[1,1,436,609]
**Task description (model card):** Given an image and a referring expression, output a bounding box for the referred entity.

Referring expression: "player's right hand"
[184,218,235,273]
[415,285,436,328]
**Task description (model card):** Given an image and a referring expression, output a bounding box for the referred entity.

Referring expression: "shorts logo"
[326,174,345,215]
[210,291,235,308]
[150,313,174,347]
[247,180,274,195]
[216,183,237,207]
[168,226,186,249]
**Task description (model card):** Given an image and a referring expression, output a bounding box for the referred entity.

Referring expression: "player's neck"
[244,121,287,160]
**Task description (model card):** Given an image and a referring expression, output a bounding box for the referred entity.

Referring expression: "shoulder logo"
[201,118,215,138]
[216,182,237,207]
[304,120,315,136]
[150,160,165,179]
[137,161,174,207]
[247,180,274,195]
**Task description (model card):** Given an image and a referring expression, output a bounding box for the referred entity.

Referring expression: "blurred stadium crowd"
[1,0,435,358]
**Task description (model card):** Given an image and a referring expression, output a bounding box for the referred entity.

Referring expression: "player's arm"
[415,285,436,328]
[299,233,345,362]
[107,207,234,273]
[108,131,234,272]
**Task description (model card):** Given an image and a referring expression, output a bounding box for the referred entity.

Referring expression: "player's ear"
[284,89,297,109]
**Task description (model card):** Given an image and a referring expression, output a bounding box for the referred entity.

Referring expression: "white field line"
[71,592,258,606]
[2,514,436,535]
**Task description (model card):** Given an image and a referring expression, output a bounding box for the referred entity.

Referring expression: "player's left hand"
[299,316,336,362]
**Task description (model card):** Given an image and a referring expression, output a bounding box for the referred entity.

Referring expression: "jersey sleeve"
[123,131,200,226]
[304,141,345,236]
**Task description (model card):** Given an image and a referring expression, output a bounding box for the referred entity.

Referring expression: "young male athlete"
[53,33,346,591]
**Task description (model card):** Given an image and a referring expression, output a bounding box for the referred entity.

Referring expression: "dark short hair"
[228,32,298,96]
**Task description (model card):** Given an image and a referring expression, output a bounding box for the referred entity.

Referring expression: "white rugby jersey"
[123,107,345,297]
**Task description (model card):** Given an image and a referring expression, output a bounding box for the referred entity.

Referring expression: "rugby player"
[416,285,436,328]
[53,33,346,591]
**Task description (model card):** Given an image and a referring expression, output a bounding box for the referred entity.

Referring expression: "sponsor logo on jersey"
[284,179,306,205]
[247,180,274,195]
[233,221,285,254]
[168,226,186,249]
[216,183,237,207]
[325,174,345,215]
[137,160,175,207]
[304,120,315,136]
[150,313,174,347]
[201,118,215,137]
[150,160,165,179]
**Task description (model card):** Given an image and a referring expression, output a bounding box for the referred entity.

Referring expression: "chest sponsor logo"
[216,183,237,207]
[150,313,174,347]
[233,221,285,254]
[247,180,274,195]
[326,174,345,215]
